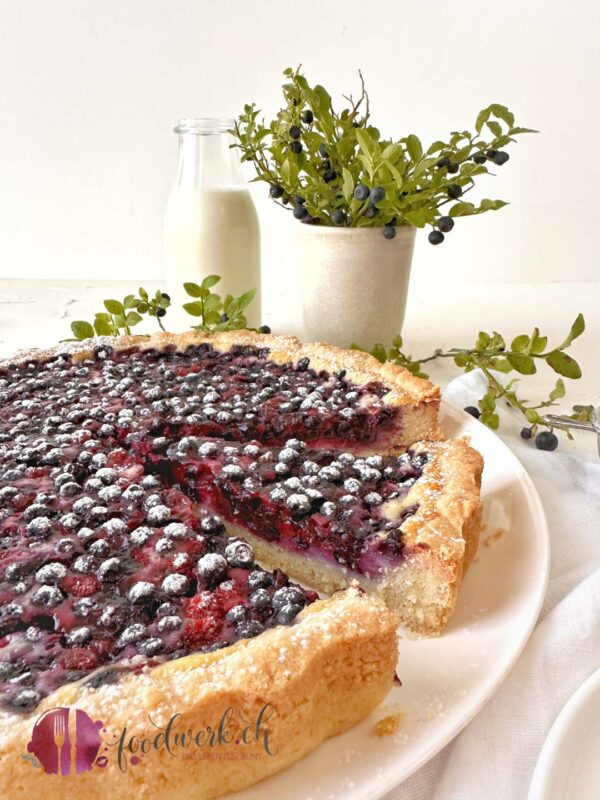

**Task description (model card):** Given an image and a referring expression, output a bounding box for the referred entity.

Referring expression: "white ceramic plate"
[231,400,550,800]
[528,669,600,800]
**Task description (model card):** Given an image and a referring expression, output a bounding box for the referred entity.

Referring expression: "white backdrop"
[0,0,598,290]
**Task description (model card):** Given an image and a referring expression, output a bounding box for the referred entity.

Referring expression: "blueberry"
[259,325,271,334]
[369,186,385,204]
[196,553,228,584]
[156,308,166,318]
[318,144,328,158]
[353,184,370,201]
[383,226,396,240]
[486,149,498,158]
[291,195,305,206]
[249,588,271,608]
[323,169,337,183]
[269,184,284,199]
[293,205,309,220]
[161,292,170,301]
[464,406,480,419]
[236,620,264,639]
[428,230,445,245]
[272,585,305,610]
[535,431,558,451]
[438,216,454,233]
[276,603,303,625]
[289,125,302,140]
[473,154,487,164]
[248,570,273,590]
[290,140,302,154]
[225,605,247,623]
[447,184,463,199]
[301,110,314,124]
[493,151,510,166]
[521,426,533,440]
[436,156,451,168]
[331,209,346,226]
[363,206,376,218]
[447,163,459,174]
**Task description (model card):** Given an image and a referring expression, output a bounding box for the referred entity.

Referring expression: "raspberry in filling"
[0,341,417,713]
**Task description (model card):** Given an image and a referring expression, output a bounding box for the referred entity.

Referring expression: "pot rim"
[296,223,416,237]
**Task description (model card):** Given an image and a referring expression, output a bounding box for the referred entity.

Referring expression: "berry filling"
[167,437,425,574]
[0,341,410,713]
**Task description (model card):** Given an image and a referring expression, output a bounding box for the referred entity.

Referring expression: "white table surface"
[1,278,599,800]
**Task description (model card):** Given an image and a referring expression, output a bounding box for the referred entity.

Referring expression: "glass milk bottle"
[163,118,261,329]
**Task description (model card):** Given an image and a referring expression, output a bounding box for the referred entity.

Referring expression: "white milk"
[163,187,261,328]
[163,119,261,330]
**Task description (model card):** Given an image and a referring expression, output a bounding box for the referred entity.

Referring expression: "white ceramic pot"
[297,224,416,349]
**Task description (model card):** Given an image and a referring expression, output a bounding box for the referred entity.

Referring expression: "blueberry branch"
[233,68,537,239]
[352,314,586,448]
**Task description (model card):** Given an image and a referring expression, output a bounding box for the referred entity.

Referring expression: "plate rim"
[365,400,551,799]
[528,667,600,800]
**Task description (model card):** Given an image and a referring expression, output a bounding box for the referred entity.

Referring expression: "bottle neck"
[174,129,245,191]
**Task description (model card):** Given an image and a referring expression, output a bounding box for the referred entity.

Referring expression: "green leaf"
[201,275,221,289]
[507,353,536,374]
[126,311,143,326]
[370,343,387,363]
[123,294,136,309]
[236,288,256,311]
[405,134,423,162]
[104,299,124,315]
[549,378,566,401]
[530,328,548,354]
[71,320,95,340]
[183,301,205,317]
[355,128,374,159]
[486,120,503,137]
[490,104,515,127]
[525,408,544,424]
[139,287,148,301]
[475,108,491,134]
[392,334,403,349]
[342,168,354,204]
[546,350,582,379]
[558,313,585,349]
[480,411,500,430]
[511,334,530,352]
[184,283,203,298]
[508,126,539,135]
[449,202,476,217]
[94,318,113,336]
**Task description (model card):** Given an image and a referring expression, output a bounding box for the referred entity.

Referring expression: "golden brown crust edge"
[0,329,440,411]
[0,588,398,800]
[378,438,484,635]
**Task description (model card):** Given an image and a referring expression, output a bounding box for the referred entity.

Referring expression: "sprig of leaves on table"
[353,314,587,437]
[182,275,257,332]
[233,66,537,239]
[67,288,171,340]
[65,277,260,342]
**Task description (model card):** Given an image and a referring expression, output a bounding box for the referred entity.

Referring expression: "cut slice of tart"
[166,435,483,636]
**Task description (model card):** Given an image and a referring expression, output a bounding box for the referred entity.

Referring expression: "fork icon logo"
[26,707,104,776]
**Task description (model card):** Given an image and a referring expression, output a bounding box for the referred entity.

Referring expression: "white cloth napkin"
[385,371,600,800]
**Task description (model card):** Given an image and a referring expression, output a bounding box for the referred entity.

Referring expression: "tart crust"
[0,330,442,451]
[0,588,398,800]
